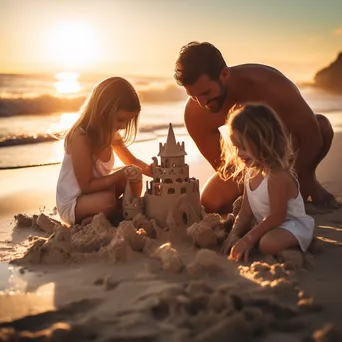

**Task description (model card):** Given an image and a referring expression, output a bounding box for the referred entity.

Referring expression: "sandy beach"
[0,117,342,341]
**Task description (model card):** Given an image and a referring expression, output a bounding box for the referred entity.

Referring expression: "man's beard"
[205,82,227,113]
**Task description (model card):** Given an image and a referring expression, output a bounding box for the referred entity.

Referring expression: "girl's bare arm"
[113,140,152,176]
[231,185,254,236]
[70,129,127,194]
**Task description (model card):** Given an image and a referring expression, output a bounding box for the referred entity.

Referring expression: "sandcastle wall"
[152,164,189,182]
[144,189,201,227]
[123,198,143,220]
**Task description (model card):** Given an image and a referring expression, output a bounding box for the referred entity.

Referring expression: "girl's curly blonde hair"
[219,104,296,182]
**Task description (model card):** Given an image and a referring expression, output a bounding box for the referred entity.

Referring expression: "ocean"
[1,72,342,169]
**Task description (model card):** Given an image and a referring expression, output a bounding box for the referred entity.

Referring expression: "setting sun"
[47,21,99,70]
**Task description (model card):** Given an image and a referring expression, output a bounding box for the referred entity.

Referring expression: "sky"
[0,0,341,82]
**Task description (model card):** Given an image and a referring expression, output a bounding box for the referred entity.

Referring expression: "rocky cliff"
[314,52,342,94]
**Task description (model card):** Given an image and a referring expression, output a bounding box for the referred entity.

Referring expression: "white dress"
[56,151,114,225]
[245,169,315,252]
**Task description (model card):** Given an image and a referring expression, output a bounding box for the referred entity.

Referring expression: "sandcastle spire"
[166,123,177,149]
[123,181,133,202]
[158,123,186,157]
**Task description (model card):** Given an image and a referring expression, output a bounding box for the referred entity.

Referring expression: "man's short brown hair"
[174,41,227,86]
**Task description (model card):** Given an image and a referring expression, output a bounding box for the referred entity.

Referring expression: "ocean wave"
[0,122,186,148]
[0,133,59,147]
[0,82,187,117]
[0,161,61,170]
[0,122,188,169]
[3,78,341,117]
[0,95,85,117]
[137,82,187,103]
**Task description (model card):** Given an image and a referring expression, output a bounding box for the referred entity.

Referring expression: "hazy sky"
[1,0,341,81]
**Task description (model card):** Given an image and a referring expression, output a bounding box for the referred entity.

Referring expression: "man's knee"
[201,190,226,213]
[201,187,240,214]
[316,114,334,143]
[200,173,242,214]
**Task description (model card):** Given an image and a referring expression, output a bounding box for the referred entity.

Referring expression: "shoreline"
[1,110,342,170]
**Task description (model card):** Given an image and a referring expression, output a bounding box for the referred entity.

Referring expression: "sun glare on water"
[49,112,80,161]
[54,71,80,94]
[48,112,80,134]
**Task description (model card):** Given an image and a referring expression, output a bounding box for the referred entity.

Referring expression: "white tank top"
[56,149,114,210]
[245,169,314,251]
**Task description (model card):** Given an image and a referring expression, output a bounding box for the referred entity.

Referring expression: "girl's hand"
[221,230,240,255]
[148,163,154,177]
[124,165,142,183]
[142,163,153,177]
[229,234,255,263]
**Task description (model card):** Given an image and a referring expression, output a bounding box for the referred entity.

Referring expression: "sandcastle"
[122,123,202,227]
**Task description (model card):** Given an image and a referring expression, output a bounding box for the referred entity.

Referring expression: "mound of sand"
[5,206,337,342]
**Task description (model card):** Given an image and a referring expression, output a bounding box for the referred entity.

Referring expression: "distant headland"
[314,52,342,94]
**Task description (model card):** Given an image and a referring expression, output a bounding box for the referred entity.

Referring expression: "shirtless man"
[174,41,335,213]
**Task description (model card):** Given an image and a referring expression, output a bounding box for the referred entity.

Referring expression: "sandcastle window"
[172,162,176,167]
[181,187,186,194]
[182,212,188,225]
[168,188,175,194]
[155,184,162,196]
[176,178,183,183]
[164,178,172,183]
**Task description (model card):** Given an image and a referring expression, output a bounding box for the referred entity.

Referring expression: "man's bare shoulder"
[232,64,301,105]
[233,63,295,87]
[233,63,286,76]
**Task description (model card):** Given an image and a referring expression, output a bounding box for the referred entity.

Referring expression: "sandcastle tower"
[145,123,201,226]
[122,123,201,227]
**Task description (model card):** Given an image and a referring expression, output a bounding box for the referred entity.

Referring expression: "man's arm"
[271,82,323,173]
[184,99,224,170]
[267,81,323,199]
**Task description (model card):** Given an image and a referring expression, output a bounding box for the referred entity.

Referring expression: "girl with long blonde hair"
[220,104,314,262]
[56,77,151,226]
